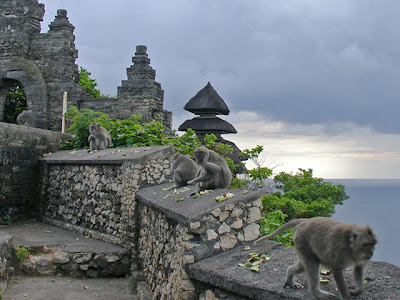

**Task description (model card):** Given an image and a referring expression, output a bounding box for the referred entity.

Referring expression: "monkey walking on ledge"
[254,217,377,300]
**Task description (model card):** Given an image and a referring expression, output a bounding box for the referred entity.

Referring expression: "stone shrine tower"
[117,45,172,130]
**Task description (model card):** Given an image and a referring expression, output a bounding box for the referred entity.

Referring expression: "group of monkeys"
[88,122,377,300]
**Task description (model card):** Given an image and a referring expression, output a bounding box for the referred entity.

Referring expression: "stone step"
[0,220,131,278]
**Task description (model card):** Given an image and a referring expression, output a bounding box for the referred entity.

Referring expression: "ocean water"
[329,179,400,267]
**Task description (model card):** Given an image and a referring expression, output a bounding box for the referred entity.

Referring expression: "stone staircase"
[0,220,135,299]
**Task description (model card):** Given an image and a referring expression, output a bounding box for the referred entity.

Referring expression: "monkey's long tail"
[253,218,306,245]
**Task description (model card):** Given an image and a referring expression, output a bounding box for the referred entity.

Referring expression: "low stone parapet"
[38,146,173,271]
[136,182,268,299]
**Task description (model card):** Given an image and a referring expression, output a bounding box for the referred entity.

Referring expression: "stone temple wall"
[0,122,69,221]
[0,1,87,130]
[0,1,172,132]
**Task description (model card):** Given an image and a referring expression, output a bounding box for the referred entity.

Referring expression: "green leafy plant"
[0,214,12,225]
[3,82,27,123]
[79,67,101,99]
[236,145,274,189]
[260,210,294,247]
[169,129,202,156]
[13,242,34,262]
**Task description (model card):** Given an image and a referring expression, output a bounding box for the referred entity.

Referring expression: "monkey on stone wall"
[171,153,198,188]
[254,217,377,300]
[88,122,112,150]
[187,147,231,193]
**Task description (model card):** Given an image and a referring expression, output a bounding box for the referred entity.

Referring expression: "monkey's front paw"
[187,180,194,185]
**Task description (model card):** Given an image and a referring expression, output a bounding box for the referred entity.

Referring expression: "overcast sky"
[39,0,400,179]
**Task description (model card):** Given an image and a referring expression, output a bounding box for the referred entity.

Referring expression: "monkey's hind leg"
[284,260,305,289]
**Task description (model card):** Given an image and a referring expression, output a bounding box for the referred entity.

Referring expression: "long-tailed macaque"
[88,122,112,150]
[187,147,231,193]
[171,153,198,188]
[254,217,377,300]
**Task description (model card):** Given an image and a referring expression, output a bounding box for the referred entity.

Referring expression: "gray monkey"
[171,153,198,188]
[254,217,377,300]
[88,122,112,150]
[187,147,231,193]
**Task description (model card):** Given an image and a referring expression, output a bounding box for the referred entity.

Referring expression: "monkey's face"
[354,227,377,261]
[194,148,208,164]
[89,122,101,132]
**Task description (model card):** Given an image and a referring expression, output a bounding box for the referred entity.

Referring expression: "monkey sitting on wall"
[254,217,377,300]
[171,153,198,188]
[88,122,112,150]
[187,147,231,193]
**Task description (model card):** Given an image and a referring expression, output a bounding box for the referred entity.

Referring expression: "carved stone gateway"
[0,0,172,132]
[0,1,87,130]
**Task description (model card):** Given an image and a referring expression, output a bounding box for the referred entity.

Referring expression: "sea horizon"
[328,178,399,267]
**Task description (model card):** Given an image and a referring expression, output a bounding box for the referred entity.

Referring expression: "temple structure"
[179,82,247,173]
[80,45,172,131]
[178,82,237,138]
[0,0,171,132]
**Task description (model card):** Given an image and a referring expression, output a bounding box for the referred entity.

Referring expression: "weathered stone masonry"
[136,183,266,299]
[0,1,172,132]
[0,122,69,220]
[38,146,173,270]
[0,1,87,130]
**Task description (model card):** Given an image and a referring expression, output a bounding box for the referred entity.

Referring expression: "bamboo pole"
[61,92,67,133]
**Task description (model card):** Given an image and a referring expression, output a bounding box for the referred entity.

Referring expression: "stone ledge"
[186,239,400,299]
[39,145,173,165]
[136,182,267,226]
[1,221,131,278]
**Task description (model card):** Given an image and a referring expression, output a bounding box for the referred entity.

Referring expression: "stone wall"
[136,182,267,299]
[38,146,173,269]
[0,122,69,221]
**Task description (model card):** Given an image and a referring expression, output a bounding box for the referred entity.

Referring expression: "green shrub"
[61,107,237,175]
[260,168,349,246]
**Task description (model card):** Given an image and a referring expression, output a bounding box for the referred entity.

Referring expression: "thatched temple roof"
[178,116,237,134]
[183,82,230,115]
